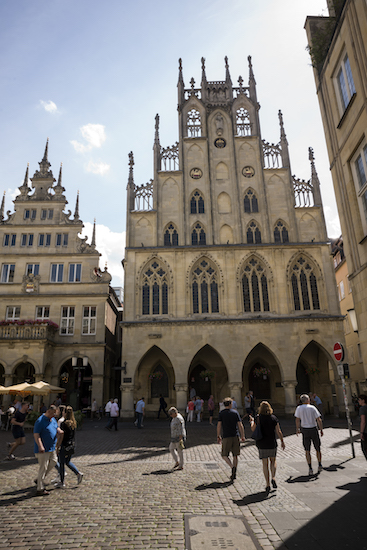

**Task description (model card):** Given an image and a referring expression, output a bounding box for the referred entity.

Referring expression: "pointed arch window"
[164,223,178,246]
[291,257,320,311]
[274,220,289,243]
[191,223,206,245]
[246,221,261,244]
[241,258,270,313]
[191,258,219,314]
[187,109,201,138]
[141,260,169,315]
[244,189,258,213]
[150,364,169,398]
[190,191,205,214]
[236,108,252,136]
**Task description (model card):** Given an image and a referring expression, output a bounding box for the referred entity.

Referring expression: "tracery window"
[241,258,269,313]
[244,189,258,213]
[191,258,219,314]
[150,364,169,398]
[291,257,320,311]
[236,108,251,136]
[190,191,205,214]
[274,221,289,243]
[191,223,206,245]
[142,260,169,315]
[164,223,179,246]
[246,221,261,244]
[187,109,201,138]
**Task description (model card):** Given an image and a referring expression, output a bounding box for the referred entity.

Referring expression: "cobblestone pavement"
[0,416,366,550]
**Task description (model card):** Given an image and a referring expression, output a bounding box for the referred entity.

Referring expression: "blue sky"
[0,0,339,287]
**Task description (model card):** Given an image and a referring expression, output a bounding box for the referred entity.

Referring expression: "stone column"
[2,374,13,409]
[282,380,297,414]
[120,384,135,418]
[175,383,188,414]
[228,382,243,415]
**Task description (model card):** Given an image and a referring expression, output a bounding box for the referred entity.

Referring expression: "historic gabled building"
[120,57,345,417]
[0,142,121,411]
[305,0,367,394]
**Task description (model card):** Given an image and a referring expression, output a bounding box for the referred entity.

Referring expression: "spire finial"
[248,55,256,84]
[18,163,30,197]
[74,190,80,220]
[0,191,5,221]
[201,56,207,87]
[190,77,195,89]
[309,147,322,205]
[178,58,184,84]
[127,151,135,190]
[91,218,96,247]
[238,75,244,91]
[225,56,232,85]
[154,113,160,145]
[278,110,287,141]
[43,138,49,162]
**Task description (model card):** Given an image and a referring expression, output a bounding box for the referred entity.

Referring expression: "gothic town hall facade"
[120,57,344,417]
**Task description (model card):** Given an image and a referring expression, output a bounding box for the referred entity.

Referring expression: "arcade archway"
[59,359,93,410]
[188,345,228,404]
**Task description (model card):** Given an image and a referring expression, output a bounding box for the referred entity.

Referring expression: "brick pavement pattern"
[0,417,366,550]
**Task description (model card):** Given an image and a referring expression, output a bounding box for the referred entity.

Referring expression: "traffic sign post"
[333,342,344,362]
[337,362,355,459]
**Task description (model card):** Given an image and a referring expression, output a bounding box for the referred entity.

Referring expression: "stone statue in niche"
[215,113,224,136]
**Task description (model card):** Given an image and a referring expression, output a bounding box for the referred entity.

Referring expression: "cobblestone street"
[1,417,366,550]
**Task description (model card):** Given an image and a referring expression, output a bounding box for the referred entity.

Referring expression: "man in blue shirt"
[135,397,145,429]
[33,405,62,496]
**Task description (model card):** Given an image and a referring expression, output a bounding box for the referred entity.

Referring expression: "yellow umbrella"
[29,381,65,395]
[0,385,8,394]
[5,382,33,396]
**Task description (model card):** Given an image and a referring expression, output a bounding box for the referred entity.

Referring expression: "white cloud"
[40,100,58,113]
[81,222,125,287]
[86,161,110,175]
[71,123,106,153]
[324,206,341,238]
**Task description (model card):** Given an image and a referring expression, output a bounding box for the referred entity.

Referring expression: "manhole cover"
[185,515,262,550]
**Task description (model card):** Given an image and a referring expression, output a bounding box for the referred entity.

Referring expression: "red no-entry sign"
[333,342,344,362]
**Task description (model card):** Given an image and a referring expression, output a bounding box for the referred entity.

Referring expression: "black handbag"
[252,417,263,441]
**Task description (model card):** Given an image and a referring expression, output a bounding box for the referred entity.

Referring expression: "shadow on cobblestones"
[233,491,276,505]
[142,468,173,475]
[195,480,233,490]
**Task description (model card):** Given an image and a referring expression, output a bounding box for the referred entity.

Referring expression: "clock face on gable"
[190,167,203,179]
[242,166,255,178]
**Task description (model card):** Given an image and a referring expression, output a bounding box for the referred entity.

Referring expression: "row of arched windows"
[163,220,290,246]
[140,256,321,316]
[189,189,260,215]
[187,108,252,137]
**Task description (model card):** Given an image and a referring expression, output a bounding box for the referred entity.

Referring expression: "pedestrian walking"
[312,393,323,417]
[55,406,83,488]
[105,399,119,431]
[249,401,285,494]
[195,396,202,422]
[217,397,245,481]
[187,398,195,422]
[135,397,145,429]
[105,398,113,419]
[91,398,99,419]
[358,394,367,463]
[168,407,186,470]
[6,401,29,460]
[208,395,215,425]
[157,394,169,418]
[33,405,63,496]
[189,386,196,400]
[295,394,323,475]
[231,397,238,411]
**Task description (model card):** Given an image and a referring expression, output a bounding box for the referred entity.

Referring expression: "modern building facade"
[120,57,344,417]
[305,0,367,393]
[0,142,120,410]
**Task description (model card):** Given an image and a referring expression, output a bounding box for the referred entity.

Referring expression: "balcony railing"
[0,324,57,340]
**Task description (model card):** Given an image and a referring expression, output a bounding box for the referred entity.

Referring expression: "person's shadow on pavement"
[142,469,173,476]
[195,480,233,490]
[233,491,275,505]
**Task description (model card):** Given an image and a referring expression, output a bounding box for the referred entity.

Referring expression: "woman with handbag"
[250,401,285,494]
[56,406,83,488]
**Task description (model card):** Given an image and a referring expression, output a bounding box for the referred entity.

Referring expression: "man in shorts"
[295,394,323,475]
[217,397,245,481]
[7,401,29,460]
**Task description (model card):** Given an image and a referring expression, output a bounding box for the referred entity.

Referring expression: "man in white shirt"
[135,398,145,429]
[295,394,323,475]
[105,399,119,431]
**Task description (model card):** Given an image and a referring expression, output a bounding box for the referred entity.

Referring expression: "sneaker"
[318,464,323,473]
[271,479,277,489]
[77,473,83,485]
[308,467,313,476]
[230,466,237,481]
[7,454,15,460]
[55,482,66,488]
[51,476,60,484]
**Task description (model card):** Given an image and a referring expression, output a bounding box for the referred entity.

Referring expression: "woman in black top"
[56,406,83,488]
[250,401,285,494]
